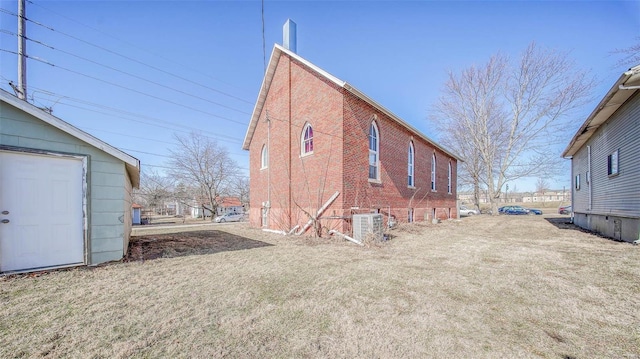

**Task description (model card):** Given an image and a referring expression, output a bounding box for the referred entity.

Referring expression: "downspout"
[587,145,591,211]
[288,56,292,229]
[570,156,574,223]
[267,113,271,227]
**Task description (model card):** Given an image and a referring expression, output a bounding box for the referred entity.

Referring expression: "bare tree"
[439,122,485,210]
[611,37,640,68]
[432,43,594,214]
[138,169,174,214]
[231,177,250,209]
[535,177,549,207]
[169,132,240,220]
[172,182,203,220]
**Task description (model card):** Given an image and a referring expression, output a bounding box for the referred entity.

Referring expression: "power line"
[26,0,253,101]
[79,126,248,157]
[142,163,249,179]
[121,149,249,172]
[24,86,244,144]
[120,148,171,158]
[8,3,255,106]
[0,28,252,115]
[53,101,240,144]
[0,76,246,145]
[0,48,247,125]
[267,113,345,141]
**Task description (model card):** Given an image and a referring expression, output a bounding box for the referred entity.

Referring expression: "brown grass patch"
[1,217,639,358]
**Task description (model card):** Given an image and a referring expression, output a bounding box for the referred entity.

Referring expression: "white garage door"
[0,151,85,272]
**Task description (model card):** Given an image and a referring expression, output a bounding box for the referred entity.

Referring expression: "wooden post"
[296,191,340,235]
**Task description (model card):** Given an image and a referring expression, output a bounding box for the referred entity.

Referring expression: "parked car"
[527,208,543,215]
[499,205,541,215]
[459,206,480,217]
[503,207,530,215]
[499,205,526,214]
[558,205,572,215]
[214,212,245,223]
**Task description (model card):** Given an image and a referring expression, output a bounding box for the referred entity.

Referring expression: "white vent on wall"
[352,214,383,242]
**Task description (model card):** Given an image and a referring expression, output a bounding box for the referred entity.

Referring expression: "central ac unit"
[352,213,383,242]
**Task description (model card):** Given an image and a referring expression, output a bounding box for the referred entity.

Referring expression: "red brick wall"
[248,54,345,232]
[248,52,458,233]
[342,92,458,223]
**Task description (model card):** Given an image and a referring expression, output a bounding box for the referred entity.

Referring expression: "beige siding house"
[562,65,640,243]
[0,90,140,272]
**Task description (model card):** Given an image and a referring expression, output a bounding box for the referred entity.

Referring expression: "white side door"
[0,151,85,272]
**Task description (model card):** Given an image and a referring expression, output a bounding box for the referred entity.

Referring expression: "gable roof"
[219,196,243,207]
[242,44,462,161]
[562,64,640,158]
[0,89,140,187]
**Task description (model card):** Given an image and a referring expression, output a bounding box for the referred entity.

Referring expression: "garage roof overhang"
[561,64,640,158]
[0,90,141,188]
[242,44,463,162]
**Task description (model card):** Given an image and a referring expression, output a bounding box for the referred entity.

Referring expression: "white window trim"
[260,145,268,170]
[368,121,380,182]
[408,141,415,188]
[301,123,314,157]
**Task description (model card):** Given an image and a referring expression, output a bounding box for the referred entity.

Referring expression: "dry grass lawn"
[1,215,639,358]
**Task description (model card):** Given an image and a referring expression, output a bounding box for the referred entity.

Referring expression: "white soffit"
[562,65,640,158]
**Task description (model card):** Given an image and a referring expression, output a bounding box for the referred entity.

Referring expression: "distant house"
[521,190,571,204]
[562,64,640,242]
[0,90,140,273]
[190,196,244,218]
[216,197,244,216]
[243,37,461,234]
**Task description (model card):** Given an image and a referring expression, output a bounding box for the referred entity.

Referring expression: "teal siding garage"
[0,90,140,273]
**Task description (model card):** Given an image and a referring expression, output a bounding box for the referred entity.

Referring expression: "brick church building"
[243,37,460,235]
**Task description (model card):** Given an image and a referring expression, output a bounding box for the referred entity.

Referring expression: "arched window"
[448,161,452,194]
[368,121,379,180]
[261,144,268,169]
[301,123,314,155]
[408,141,415,187]
[431,153,436,191]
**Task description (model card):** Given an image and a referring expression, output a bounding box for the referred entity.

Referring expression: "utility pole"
[17,0,27,100]
[505,184,509,203]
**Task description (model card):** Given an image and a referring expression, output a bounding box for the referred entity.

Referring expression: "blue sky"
[1,0,638,192]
